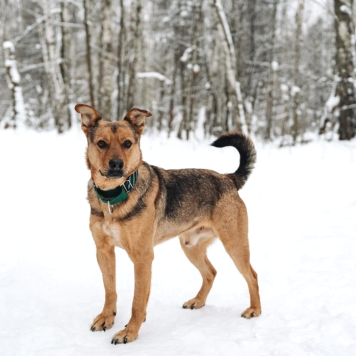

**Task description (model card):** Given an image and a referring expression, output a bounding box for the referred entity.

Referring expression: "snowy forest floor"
[0,129,356,356]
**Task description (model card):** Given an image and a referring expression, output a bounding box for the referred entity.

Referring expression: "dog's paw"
[90,311,116,332]
[111,327,138,345]
[182,298,205,310]
[241,307,261,319]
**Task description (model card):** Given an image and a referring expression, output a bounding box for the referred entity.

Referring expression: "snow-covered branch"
[137,72,172,85]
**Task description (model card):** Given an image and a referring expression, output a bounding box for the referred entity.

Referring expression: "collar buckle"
[122,179,133,193]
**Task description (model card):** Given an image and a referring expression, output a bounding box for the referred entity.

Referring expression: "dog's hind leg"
[216,212,261,319]
[179,235,217,309]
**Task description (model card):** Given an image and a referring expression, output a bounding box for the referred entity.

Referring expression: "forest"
[1,0,356,143]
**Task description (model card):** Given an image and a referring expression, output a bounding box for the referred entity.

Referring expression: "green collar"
[93,170,138,214]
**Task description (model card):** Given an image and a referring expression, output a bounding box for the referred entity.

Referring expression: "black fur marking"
[164,175,187,218]
[150,165,165,209]
[89,125,99,143]
[90,207,104,218]
[163,171,226,219]
[111,123,119,134]
[123,119,139,143]
[211,132,256,190]
[115,197,146,222]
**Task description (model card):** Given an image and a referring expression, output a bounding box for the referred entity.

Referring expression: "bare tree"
[211,0,247,134]
[333,0,356,140]
[127,0,142,110]
[291,0,305,144]
[83,0,95,107]
[98,0,113,120]
[116,0,126,120]
[39,0,66,133]
[60,0,75,128]
[264,0,279,141]
[3,41,26,128]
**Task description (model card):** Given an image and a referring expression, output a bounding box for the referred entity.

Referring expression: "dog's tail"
[211,132,256,190]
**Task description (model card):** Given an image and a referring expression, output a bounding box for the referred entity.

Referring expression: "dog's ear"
[124,108,152,135]
[75,104,101,136]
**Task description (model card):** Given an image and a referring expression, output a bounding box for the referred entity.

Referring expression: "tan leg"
[90,220,117,331]
[218,225,261,318]
[180,236,217,309]
[111,251,154,344]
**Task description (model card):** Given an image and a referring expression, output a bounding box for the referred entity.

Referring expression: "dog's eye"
[123,140,132,148]
[97,140,107,149]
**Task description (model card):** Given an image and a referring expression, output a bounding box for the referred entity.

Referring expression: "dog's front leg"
[111,250,154,344]
[90,218,117,332]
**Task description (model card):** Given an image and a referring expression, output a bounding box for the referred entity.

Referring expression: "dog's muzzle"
[100,159,124,178]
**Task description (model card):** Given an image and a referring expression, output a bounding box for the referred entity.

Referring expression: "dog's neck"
[93,170,138,213]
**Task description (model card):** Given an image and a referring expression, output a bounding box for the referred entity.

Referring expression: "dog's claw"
[115,339,119,345]
[124,336,128,344]
[182,305,187,309]
[191,304,195,310]
[125,324,127,328]
[103,327,106,331]
[90,326,95,331]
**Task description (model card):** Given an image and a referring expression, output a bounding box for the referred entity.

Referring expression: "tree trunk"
[117,0,126,120]
[291,0,305,144]
[3,41,26,128]
[334,0,356,140]
[264,0,279,141]
[99,0,113,121]
[83,0,95,107]
[40,0,65,133]
[127,0,142,110]
[211,0,247,134]
[60,0,74,128]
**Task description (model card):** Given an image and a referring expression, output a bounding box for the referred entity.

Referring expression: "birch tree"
[264,0,279,141]
[211,0,247,134]
[98,0,113,120]
[3,41,26,128]
[127,0,142,110]
[84,0,95,107]
[60,0,75,128]
[39,0,66,133]
[291,0,305,144]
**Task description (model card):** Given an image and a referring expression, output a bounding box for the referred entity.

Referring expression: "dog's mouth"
[99,169,124,179]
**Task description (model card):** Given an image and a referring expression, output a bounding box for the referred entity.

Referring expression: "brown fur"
[75,104,261,345]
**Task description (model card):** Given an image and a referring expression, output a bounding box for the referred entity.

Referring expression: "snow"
[3,41,15,51]
[281,84,289,92]
[340,5,352,17]
[193,64,200,73]
[291,85,301,97]
[326,94,340,112]
[1,129,356,356]
[180,46,195,63]
[338,22,350,43]
[271,61,279,71]
[136,72,171,85]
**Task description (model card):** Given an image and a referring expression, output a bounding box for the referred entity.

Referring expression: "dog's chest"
[102,221,123,248]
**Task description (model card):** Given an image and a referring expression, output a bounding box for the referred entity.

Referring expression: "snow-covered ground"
[0,129,355,356]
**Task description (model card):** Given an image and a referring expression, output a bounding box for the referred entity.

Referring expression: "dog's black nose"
[108,159,124,170]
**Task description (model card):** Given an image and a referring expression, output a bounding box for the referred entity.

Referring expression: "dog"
[75,104,261,345]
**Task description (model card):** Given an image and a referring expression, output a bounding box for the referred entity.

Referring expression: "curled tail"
[211,132,256,190]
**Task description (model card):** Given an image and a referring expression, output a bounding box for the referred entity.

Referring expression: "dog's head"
[75,104,151,189]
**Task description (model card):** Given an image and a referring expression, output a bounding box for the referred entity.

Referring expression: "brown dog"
[75,104,261,345]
